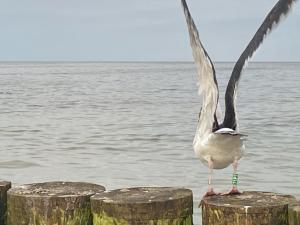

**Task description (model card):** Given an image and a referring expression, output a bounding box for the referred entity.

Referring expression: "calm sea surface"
[0,62,300,224]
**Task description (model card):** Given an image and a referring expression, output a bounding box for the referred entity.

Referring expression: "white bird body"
[193,128,245,169]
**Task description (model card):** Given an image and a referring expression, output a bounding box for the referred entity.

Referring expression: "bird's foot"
[204,186,219,197]
[203,189,219,197]
[220,187,242,196]
[198,189,219,208]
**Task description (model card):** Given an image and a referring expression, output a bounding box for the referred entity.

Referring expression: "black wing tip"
[223,0,297,129]
[181,0,188,11]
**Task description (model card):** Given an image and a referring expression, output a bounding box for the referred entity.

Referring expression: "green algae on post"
[7,181,105,225]
[289,202,300,225]
[201,191,296,225]
[93,212,193,225]
[91,187,193,225]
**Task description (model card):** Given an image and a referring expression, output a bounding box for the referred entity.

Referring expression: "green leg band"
[232,173,238,186]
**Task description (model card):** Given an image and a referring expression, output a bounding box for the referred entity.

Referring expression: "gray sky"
[0,0,299,61]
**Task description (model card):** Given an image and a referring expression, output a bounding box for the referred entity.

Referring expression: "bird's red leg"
[203,157,218,197]
[221,157,242,195]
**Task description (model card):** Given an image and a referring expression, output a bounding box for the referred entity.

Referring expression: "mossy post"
[289,201,300,225]
[91,187,193,225]
[201,191,296,225]
[7,181,105,225]
[0,181,11,225]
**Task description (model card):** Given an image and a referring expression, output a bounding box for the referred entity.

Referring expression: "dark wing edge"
[181,0,218,88]
[223,0,297,130]
[181,0,220,133]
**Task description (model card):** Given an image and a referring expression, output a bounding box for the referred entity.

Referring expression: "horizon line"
[0,60,299,63]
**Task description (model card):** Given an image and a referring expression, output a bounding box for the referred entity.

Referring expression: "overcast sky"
[0,0,299,61]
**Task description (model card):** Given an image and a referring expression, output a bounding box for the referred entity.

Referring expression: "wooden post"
[201,191,296,225]
[91,187,193,225]
[289,201,300,225]
[0,181,11,225]
[7,181,105,225]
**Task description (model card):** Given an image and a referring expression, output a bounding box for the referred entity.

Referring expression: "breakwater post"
[289,201,300,225]
[201,191,296,225]
[91,187,193,225]
[7,181,105,225]
[0,181,11,225]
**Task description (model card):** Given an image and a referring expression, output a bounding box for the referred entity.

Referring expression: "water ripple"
[0,62,300,225]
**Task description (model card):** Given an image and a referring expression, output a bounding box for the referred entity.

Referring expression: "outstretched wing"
[181,0,220,137]
[223,0,297,130]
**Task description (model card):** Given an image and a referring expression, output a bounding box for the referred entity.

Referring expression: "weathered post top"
[91,187,193,225]
[0,181,11,190]
[0,181,11,199]
[201,191,296,225]
[7,181,105,225]
[8,181,105,198]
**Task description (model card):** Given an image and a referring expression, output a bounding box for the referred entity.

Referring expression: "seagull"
[181,0,297,197]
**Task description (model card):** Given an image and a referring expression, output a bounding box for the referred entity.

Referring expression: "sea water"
[1,62,299,224]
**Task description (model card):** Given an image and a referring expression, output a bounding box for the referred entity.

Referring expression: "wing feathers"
[181,0,220,137]
[223,0,297,130]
